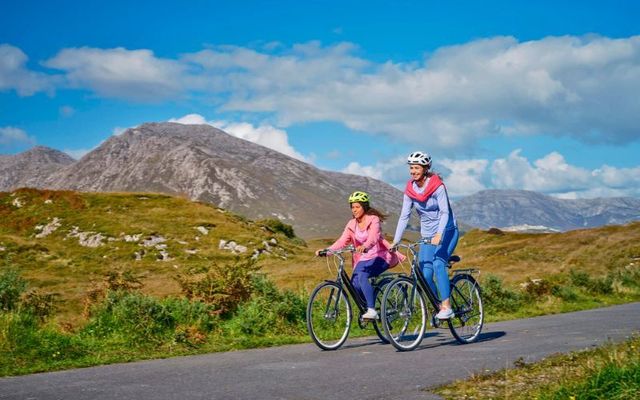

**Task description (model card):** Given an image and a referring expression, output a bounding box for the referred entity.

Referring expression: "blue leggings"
[352,257,389,308]
[419,228,459,302]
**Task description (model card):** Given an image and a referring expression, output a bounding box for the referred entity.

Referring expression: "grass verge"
[434,335,640,399]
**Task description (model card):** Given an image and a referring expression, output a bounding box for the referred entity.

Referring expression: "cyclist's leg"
[352,261,371,307]
[353,258,388,308]
[433,228,459,302]
[419,243,438,299]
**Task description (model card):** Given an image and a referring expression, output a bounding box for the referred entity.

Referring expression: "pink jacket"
[328,214,406,268]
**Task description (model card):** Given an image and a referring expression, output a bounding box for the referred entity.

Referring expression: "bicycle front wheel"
[381,276,426,351]
[448,273,484,344]
[372,276,394,344]
[307,281,352,350]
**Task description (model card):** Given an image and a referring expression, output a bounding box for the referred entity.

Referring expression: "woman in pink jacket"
[316,191,404,320]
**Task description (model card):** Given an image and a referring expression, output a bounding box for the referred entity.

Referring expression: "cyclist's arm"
[328,222,353,251]
[392,194,413,244]
[435,186,450,236]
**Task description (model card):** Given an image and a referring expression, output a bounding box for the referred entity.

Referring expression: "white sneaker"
[362,308,378,320]
[436,308,454,320]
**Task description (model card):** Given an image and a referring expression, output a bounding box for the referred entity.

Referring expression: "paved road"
[2,302,639,400]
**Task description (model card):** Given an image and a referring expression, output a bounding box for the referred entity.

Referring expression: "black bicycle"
[306,245,399,350]
[381,239,484,351]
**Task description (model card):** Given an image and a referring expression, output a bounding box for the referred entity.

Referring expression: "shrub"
[590,275,614,295]
[175,258,258,315]
[163,297,217,332]
[521,278,552,300]
[22,291,58,321]
[0,269,27,311]
[82,269,144,317]
[0,311,86,368]
[569,269,614,295]
[569,269,591,288]
[105,270,143,291]
[224,274,306,337]
[84,291,175,345]
[481,275,523,313]
[551,285,579,302]
[258,219,296,239]
[617,264,640,289]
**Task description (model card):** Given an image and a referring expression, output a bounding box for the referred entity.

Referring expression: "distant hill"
[452,190,640,231]
[2,124,639,236]
[0,146,74,190]
[1,123,402,238]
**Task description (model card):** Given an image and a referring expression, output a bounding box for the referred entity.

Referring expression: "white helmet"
[407,151,432,168]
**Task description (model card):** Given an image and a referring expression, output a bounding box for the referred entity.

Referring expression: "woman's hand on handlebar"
[316,249,328,257]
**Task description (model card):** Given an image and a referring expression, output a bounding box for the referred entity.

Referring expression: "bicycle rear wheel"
[448,273,484,344]
[381,276,426,351]
[307,281,352,350]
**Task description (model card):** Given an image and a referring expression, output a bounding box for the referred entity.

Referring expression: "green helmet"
[348,191,370,204]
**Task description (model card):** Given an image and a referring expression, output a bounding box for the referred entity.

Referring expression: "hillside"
[264,222,640,291]
[0,188,308,323]
[4,188,639,326]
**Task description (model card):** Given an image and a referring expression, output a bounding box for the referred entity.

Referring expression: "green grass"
[1,188,640,378]
[434,336,640,399]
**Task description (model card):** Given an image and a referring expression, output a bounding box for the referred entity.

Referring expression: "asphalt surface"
[1,302,639,400]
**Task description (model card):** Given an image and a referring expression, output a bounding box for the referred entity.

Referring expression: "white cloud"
[45,47,185,101]
[342,161,384,180]
[438,158,489,197]
[8,35,640,149]
[491,150,592,192]
[347,149,640,198]
[169,113,208,125]
[188,36,640,148]
[341,156,408,187]
[0,44,54,96]
[0,126,36,146]
[168,113,307,161]
[490,150,640,197]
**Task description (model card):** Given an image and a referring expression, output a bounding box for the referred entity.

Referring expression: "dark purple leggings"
[352,257,389,308]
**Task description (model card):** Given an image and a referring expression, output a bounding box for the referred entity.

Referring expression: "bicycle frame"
[320,245,369,313]
[396,240,448,313]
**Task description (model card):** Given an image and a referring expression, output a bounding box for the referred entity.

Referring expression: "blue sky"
[1,0,639,198]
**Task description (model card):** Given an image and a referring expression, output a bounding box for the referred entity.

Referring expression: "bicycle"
[381,239,484,351]
[306,245,400,350]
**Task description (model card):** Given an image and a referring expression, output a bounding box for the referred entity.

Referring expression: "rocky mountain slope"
[23,123,402,238]
[0,146,74,191]
[453,189,640,231]
[3,123,639,235]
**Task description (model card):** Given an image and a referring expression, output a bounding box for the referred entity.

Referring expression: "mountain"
[38,122,402,238]
[452,189,640,231]
[4,124,639,236]
[0,146,75,191]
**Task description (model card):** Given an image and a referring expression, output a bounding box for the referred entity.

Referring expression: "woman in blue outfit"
[391,151,459,320]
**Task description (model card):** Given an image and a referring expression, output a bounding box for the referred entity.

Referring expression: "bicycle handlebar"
[317,244,356,258]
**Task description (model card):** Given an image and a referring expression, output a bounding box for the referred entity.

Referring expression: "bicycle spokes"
[307,282,352,350]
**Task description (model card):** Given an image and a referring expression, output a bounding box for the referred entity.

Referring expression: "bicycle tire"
[447,273,484,344]
[372,276,394,344]
[381,276,427,351]
[307,281,352,350]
